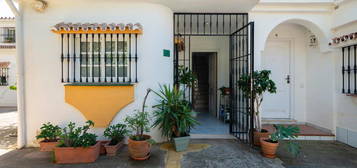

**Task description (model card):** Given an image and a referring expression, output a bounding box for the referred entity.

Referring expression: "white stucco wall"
[331,0,357,147]
[250,3,336,131]
[21,0,173,146]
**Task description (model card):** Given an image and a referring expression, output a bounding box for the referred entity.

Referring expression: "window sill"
[64,82,135,86]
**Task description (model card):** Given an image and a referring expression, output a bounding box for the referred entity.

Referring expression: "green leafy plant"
[177,66,197,89]
[125,89,152,142]
[58,120,97,148]
[104,123,128,145]
[269,124,301,156]
[219,86,230,95]
[9,85,17,90]
[152,85,199,140]
[36,122,61,142]
[237,70,277,131]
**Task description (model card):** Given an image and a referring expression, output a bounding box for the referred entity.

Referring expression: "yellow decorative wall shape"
[64,85,134,127]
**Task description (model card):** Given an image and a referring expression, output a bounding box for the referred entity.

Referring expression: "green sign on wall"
[163,49,170,57]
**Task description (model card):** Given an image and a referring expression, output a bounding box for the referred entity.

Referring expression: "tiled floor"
[191,112,230,134]
[262,124,334,136]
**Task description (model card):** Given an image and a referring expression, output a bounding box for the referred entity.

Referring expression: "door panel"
[261,40,291,119]
[208,53,217,116]
[229,22,254,144]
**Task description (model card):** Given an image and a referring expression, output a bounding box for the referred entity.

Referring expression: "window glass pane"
[93,54,100,65]
[117,66,128,77]
[93,67,100,77]
[105,66,116,77]
[80,42,90,52]
[105,41,116,52]
[80,66,88,77]
[93,42,100,52]
[118,41,127,52]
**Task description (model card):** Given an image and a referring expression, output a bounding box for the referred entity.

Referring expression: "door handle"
[285,75,290,84]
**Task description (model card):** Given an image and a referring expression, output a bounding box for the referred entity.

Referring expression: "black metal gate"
[173,13,254,144]
[229,22,254,144]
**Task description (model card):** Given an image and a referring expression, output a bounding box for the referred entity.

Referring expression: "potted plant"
[219,86,230,95]
[103,123,128,156]
[152,85,199,152]
[237,70,277,146]
[177,65,197,91]
[125,89,155,160]
[36,122,61,152]
[260,124,300,158]
[54,120,100,164]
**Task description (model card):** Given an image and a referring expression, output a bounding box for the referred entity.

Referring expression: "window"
[0,27,15,43]
[60,33,138,83]
[342,44,357,95]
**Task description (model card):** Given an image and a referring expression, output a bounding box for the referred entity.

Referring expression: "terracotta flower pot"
[260,138,279,159]
[54,141,100,164]
[39,140,59,152]
[104,141,124,156]
[99,140,110,155]
[254,130,270,146]
[127,135,151,160]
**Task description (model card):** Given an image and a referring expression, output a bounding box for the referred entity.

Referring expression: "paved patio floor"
[0,107,17,156]
[0,139,284,168]
[278,140,357,168]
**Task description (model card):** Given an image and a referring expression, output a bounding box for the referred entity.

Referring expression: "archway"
[260,20,334,133]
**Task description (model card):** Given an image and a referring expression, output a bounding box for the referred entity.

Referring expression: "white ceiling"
[132,0,259,13]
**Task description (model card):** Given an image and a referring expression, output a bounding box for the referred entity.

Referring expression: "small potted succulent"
[125,89,155,160]
[103,123,128,156]
[54,120,100,164]
[36,122,61,152]
[260,124,300,159]
[237,70,277,146]
[152,85,199,152]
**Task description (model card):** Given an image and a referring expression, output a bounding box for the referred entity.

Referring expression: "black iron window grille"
[342,44,357,95]
[0,27,15,43]
[0,67,9,86]
[60,33,138,83]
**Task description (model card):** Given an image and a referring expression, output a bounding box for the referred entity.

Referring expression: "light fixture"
[32,0,47,13]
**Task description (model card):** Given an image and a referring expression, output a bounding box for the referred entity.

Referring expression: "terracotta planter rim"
[55,141,100,150]
[40,139,59,143]
[129,134,151,141]
[260,137,279,145]
[104,140,123,147]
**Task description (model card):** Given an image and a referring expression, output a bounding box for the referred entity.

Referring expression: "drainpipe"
[5,0,26,148]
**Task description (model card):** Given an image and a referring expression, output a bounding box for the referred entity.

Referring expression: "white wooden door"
[261,40,291,119]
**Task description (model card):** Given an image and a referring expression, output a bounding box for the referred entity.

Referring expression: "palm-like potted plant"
[103,123,128,156]
[237,70,277,146]
[54,120,100,164]
[260,124,300,158]
[125,89,154,160]
[36,122,61,152]
[177,65,197,92]
[152,85,199,152]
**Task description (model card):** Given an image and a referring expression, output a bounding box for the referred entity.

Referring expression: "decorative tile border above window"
[329,32,357,48]
[52,22,142,84]
[51,22,143,34]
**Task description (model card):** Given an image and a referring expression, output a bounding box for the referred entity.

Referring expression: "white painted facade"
[8,0,357,147]
[0,18,17,107]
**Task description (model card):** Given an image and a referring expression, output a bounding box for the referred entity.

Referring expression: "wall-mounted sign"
[163,49,170,57]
